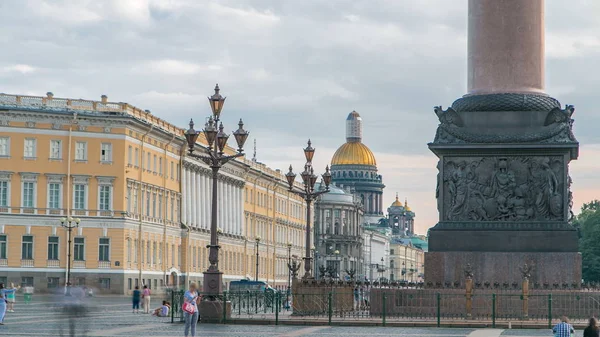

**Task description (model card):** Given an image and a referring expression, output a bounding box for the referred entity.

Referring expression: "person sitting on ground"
[553,316,575,337]
[152,301,170,317]
[584,317,600,337]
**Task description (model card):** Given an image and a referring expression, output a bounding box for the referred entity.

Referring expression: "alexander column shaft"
[468,0,544,95]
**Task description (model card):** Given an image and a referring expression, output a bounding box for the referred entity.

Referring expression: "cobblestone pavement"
[0,295,577,336]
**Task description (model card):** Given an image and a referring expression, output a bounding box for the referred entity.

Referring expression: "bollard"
[436,293,441,327]
[382,293,387,327]
[328,292,333,326]
[492,293,496,328]
[223,292,227,324]
[548,294,552,329]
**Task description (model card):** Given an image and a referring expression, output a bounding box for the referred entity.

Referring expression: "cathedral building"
[387,194,416,236]
[330,111,385,225]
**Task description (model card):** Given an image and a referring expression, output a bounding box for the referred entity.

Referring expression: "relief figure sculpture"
[443,156,565,222]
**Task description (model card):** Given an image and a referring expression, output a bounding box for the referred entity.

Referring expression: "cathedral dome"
[331,142,377,166]
[391,195,403,207]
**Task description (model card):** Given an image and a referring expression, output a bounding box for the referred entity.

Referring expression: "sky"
[1,0,599,235]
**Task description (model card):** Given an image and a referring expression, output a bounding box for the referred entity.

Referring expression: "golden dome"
[391,193,403,207]
[404,198,411,212]
[331,142,376,166]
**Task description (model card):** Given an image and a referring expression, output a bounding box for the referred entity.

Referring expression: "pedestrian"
[553,316,575,337]
[23,285,33,304]
[183,282,200,337]
[142,285,151,314]
[132,286,141,313]
[584,317,600,337]
[0,283,16,325]
[5,283,19,312]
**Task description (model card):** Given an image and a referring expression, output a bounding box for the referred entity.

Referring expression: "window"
[153,155,157,173]
[99,238,110,261]
[170,162,174,179]
[47,236,59,260]
[0,181,8,207]
[170,197,174,221]
[152,192,156,218]
[99,278,111,289]
[0,137,9,157]
[134,148,139,167]
[145,191,150,216]
[127,146,133,165]
[21,277,33,287]
[22,182,35,208]
[146,152,151,170]
[24,138,36,158]
[48,277,60,288]
[48,183,61,209]
[73,184,86,209]
[99,185,111,210]
[176,164,180,181]
[158,194,162,218]
[100,143,112,162]
[126,186,131,213]
[133,240,138,263]
[128,278,132,290]
[146,241,151,263]
[21,235,33,260]
[127,239,131,262]
[50,140,62,159]
[133,187,138,213]
[159,157,163,175]
[75,142,87,161]
[0,235,6,259]
[152,242,157,265]
[77,277,86,286]
[74,237,85,261]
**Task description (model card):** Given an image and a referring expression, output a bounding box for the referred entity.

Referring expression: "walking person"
[553,316,575,337]
[584,317,600,337]
[132,286,141,313]
[142,285,151,314]
[183,282,200,337]
[0,283,16,325]
[5,283,19,312]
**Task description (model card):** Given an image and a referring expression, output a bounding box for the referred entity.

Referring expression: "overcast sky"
[1,0,599,234]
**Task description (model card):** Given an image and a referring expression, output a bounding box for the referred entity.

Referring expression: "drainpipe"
[139,124,154,285]
[163,134,176,285]
[64,112,77,286]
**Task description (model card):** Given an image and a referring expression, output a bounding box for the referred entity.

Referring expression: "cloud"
[1,0,598,234]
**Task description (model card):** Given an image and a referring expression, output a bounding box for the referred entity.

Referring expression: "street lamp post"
[334,249,340,279]
[60,216,80,296]
[285,140,332,279]
[286,242,292,309]
[184,84,250,298]
[255,236,261,281]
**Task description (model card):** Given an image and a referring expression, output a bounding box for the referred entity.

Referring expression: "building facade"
[389,238,425,283]
[313,183,363,280]
[387,195,416,236]
[0,92,307,294]
[330,111,385,225]
[362,226,390,282]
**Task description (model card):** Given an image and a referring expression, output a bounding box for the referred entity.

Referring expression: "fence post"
[548,294,553,329]
[223,292,227,324]
[275,292,280,326]
[492,293,496,328]
[328,292,333,326]
[382,293,387,327]
[171,290,174,323]
[239,292,242,315]
[436,293,441,328]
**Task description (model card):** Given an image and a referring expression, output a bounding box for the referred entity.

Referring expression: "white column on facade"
[218,179,223,231]
[237,186,242,235]
[204,174,209,229]
[224,181,229,234]
[186,168,192,225]
[199,171,202,228]
[228,183,233,234]
[181,166,188,225]
[198,171,203,229]
[190,169,197,227]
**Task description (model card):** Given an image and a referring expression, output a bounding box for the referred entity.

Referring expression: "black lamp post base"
[203,270,224,296]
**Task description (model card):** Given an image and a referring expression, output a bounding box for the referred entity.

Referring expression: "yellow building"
[389,239,425,283]
[0,91,306,293]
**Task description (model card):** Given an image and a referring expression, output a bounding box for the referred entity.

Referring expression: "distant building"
[362,226,390,282]
[313,183,363,280]
[387,194,416,236]
[389,237,425,283]
[330,111,385,225]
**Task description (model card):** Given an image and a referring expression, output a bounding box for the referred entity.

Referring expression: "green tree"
[577,200,600,281]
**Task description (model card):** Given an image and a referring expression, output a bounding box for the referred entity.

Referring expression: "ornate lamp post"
[184,84,249,298]
[60,216,80,296]
[334,249,340,279]
[285,140,331,279]
[255,236,261,281]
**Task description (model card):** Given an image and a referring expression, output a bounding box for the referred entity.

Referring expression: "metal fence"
[167,289,600,326]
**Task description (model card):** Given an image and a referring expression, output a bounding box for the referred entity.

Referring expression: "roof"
[331,141,376,166]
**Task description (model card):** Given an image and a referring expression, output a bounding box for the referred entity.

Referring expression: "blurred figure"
[0,283,16,325]
[142,285,151,314]
[553,316,575,337]
[152,300,170,317]
[132,286,141,313]
[56,286,90,337]
[584,317,600,337]
[5,283,19,312]
[23,285,33,304]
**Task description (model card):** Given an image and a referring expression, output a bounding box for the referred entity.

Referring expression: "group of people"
[0,283,19,325]
[554,316,600,337]
[131,285,153,314]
